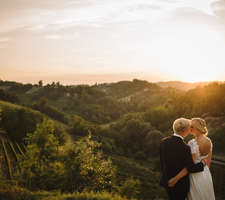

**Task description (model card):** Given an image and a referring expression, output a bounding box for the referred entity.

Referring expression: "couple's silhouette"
[160,117,215,200]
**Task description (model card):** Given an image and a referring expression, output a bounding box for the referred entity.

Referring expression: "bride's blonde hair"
[191,118,208,136]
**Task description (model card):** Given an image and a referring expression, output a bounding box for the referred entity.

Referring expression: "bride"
[168,118,215,200]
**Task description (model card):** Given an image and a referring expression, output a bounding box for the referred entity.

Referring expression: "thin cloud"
[211,0,225,19]
[0,38,11,42]
[44,35,62,40]
[26,24,47,32]
[0,0,214,34]
[0,0,174,33]
[0,38,11,49]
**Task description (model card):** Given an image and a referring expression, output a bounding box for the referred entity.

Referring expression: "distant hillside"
[1,79,224,125]
[156,81,211,91]
[95,79,160,98]
[0,79,162,124]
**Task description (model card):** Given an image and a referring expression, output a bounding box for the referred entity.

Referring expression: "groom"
[160,118,205,200]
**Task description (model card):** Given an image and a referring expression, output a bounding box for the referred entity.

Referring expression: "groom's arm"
[184,145,204,173]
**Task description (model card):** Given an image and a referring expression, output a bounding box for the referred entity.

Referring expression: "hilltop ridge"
[156,81,213,91]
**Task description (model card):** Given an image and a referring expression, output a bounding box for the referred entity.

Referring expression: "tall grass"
[0,135,25,180]
[8,140,19,161]
[15,142,25,156]
[1,137,13,179]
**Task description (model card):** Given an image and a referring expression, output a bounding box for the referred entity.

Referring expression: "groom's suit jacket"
[160,135,204,200]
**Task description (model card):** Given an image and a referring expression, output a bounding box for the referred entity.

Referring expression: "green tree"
[110,115,154,158]
[145,130,163,156]
[63,132,116,192]
[16,119,64,190]
[144,106,171,131]
[38,80,43,87]
[70,114,96,137]
[39,96,48,107]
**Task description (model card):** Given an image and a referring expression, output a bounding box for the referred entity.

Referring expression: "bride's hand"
[201,158,207,166]
[168,177,178,187]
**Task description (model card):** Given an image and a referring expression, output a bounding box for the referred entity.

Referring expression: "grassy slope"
[0,100,69,128]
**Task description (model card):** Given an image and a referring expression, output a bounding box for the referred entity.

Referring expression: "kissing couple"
[160,117,215,200]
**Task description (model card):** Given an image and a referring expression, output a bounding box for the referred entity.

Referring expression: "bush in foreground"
[0,187,134,200]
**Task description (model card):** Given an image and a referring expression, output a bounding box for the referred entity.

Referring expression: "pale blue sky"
[1,0,225,84]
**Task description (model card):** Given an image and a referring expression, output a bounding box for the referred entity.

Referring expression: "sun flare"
[150,29,225,82]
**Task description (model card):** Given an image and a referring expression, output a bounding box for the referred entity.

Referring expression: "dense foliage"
[15,120,116,193]
[31,97,68,124]
[0,101,43,142]
[0,79,225,200]
[0,89,19,103]
[16,120,63,190]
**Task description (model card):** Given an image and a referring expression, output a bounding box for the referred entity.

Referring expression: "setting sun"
[149,28,225,82]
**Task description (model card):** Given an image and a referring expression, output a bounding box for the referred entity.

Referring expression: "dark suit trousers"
[166,187,186,200]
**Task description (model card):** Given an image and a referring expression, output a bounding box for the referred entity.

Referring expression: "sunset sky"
[1,0,225,85]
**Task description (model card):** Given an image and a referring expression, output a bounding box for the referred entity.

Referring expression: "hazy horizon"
[0,72,197,85]
[1,74,221,86]
[1,0,225,84]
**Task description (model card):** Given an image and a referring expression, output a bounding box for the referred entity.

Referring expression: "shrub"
[63,133,116,193]
[118,177,141,198]
[44,191,133,200]
[16,119,64,190]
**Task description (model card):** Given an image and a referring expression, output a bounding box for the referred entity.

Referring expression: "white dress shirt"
[173,133,184,140]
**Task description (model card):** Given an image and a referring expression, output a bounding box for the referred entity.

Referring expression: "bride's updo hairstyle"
[191,118,208,136]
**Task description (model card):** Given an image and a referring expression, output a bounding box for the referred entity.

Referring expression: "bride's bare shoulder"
[198,136,212,156]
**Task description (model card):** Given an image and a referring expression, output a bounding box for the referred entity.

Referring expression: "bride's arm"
[206,139,213,168]
[168,168,188,187]
[206,151,212,168]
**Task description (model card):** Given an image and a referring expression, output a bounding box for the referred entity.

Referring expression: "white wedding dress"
[187,139,215,200]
